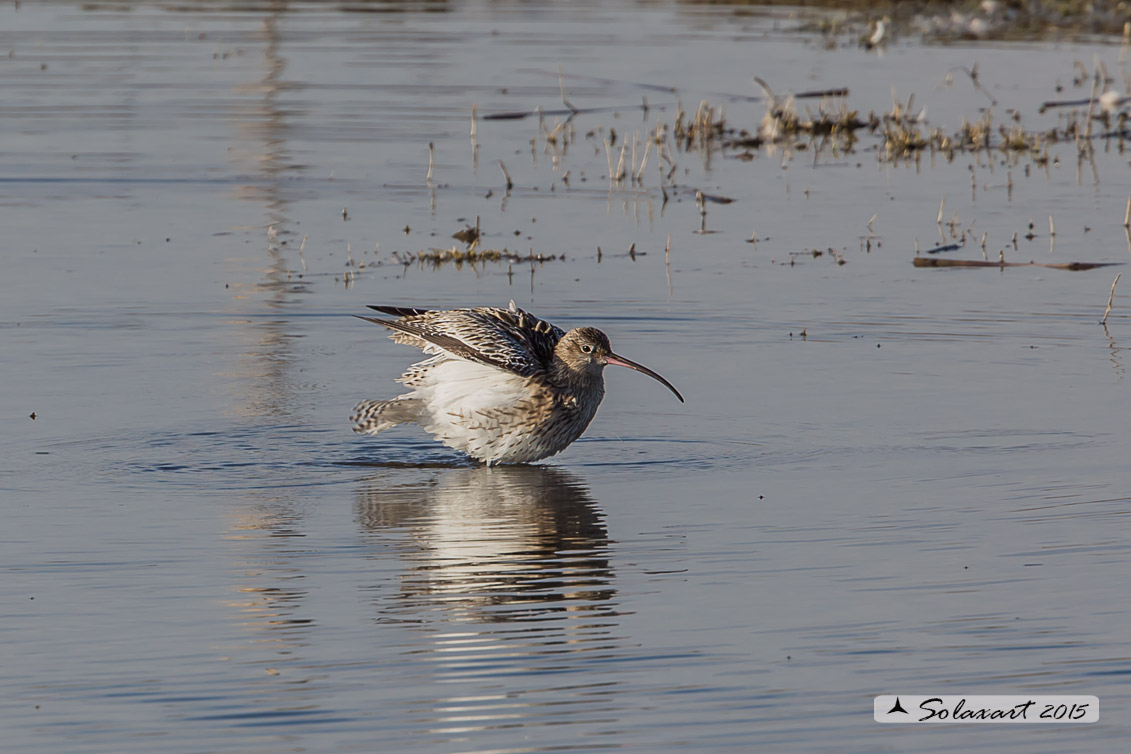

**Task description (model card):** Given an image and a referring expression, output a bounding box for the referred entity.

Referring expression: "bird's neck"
[550,358,604,399]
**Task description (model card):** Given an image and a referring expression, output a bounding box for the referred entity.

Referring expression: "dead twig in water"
[1081,69,1099,153]
[1103,272,1122,325]
[796,86,849,99]
[914,257,1121,271]
[498,160,514,191]
[558,65,580,114]
[452,215,481,246]
[470,105,479,168]
[964,63,997,106]
[665,233,673,297]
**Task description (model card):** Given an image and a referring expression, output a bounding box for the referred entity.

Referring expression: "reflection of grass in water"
[744,0,1131,41]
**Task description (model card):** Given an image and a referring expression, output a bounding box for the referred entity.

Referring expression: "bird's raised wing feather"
[358,305,565,378]
[368,305,433,318]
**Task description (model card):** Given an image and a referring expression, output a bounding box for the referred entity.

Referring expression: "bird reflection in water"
[355,465,624,734]
[356,465,615,627]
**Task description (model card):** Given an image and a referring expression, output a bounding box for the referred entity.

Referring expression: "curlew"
[351,302,684,464]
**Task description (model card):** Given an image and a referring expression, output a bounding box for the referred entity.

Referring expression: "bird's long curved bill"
[605,352,685,403]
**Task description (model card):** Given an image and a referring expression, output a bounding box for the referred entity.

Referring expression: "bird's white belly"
[411,359,564,464]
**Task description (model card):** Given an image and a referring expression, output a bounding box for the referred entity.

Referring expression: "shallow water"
[3,1,1131,751]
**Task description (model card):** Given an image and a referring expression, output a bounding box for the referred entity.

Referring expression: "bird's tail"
[350,397,423,435]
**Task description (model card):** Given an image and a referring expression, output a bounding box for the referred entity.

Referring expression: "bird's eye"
[581,344,593,354]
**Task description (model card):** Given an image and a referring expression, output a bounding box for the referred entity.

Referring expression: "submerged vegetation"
[307,5,1131,286]
[393,246,564,269]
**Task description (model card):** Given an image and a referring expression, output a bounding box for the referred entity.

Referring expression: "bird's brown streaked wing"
[455,306,565,376]
[356,315,538,377]
[356,316,502,368]
[357,305,565,377]
[367,305,433,318]
[355,315,433,350]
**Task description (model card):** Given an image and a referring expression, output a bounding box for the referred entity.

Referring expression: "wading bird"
[351,303,684,465]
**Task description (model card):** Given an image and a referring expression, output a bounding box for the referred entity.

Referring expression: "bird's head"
[556,327,684,402]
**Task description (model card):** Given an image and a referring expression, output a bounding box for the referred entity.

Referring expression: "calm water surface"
[3,1,1131,751]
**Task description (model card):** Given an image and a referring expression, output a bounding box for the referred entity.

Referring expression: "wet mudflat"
[3,1,1131,752]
